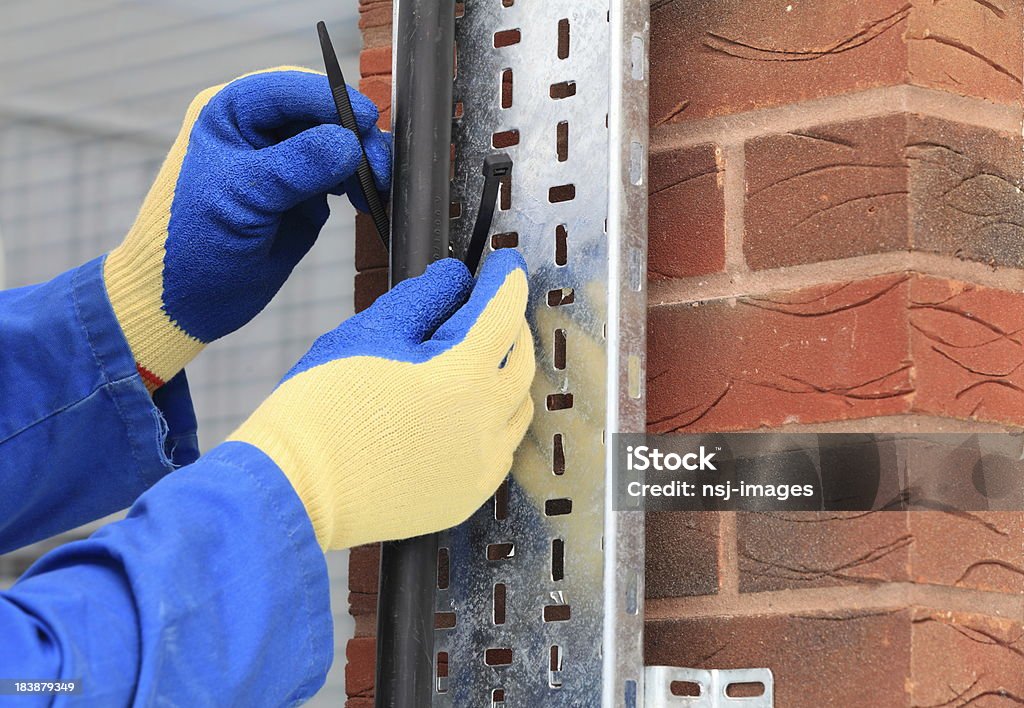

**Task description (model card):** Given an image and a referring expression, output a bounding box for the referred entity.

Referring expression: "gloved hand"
[229,249,535,550]
[104,67,391,391]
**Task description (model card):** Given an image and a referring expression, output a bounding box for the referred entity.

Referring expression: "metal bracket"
[644,667,774,708]
[425,0,649,705]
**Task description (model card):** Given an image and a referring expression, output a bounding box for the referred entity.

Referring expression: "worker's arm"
[0,252,533,705]
[0,69,389,553]
[0,261,200,554]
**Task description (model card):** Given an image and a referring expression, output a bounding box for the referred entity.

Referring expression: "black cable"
[374,2,456,707]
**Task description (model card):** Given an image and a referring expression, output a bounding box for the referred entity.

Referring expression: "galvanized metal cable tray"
[420,0,650,705]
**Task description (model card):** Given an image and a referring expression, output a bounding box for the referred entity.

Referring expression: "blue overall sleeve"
[0,255,333,703]
[0,442,333,706]
[0,257,200,554]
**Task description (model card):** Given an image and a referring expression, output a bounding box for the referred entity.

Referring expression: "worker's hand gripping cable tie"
[103,64,390,393]
[320,20,511,273]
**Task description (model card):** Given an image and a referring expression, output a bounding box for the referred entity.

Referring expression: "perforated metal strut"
[424,1,651,706]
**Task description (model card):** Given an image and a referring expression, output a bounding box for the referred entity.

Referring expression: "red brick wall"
[350,1,1024,705]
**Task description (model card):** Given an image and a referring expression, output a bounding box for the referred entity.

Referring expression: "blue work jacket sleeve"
[0,256,200,554]
[0,441,333,706]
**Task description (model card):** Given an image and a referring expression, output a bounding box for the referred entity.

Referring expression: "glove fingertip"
[479,248,529,282]
[425,257,474,293]
[347,85,381,133]
[479,250,529,313]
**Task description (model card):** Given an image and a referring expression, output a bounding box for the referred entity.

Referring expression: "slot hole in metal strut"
[551,539,565,580]
[485,648,513,666]
[727,681,767,698]
[547,287,574,306]
[501,68,513,108]
[437,548,450,589]
[544,604,571,622]
[499,174,512,210]
[492,129,520,148]
[553,434,566,475]
[436,652,449,693]
[671,681,701,697]
[550,81,576,99]
[546,393,574,411]
[494,28,521,47]
[553,328,567,369]
[549,644,564,688]
[555,224,568,264]
[491,231,518,249]
[556,121,569,162]
[487,542,515,561]
[494,479,509,520]
[493,583,506,624]
[545,498,573,516]
[548,184,575,203]
[557,19,570,59]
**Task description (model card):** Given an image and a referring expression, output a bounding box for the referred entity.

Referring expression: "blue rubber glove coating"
[286,249,529,379]
[163,70,392,343]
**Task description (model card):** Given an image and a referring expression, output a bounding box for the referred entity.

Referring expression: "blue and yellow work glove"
[227,250,535,550]
[104,67,391,390]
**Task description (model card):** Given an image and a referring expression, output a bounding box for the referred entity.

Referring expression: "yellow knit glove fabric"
[230,252,535,550]
[102,79,224,390]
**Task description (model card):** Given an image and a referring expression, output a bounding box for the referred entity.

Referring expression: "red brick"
[907,0,1024,106]
[911,609,1024,706]
[744,116,1023,270]
[910,276,1024,426]
[354,268,388,313]
[348,593,378,625]
[360,46,391,79]
[348,544,379,629]
[649,144,725,278]
[646,512,720,598]
[908,117,1024,269]
[650,0,909,124]
[738,511,911,592]
[358,0,392,32]
[647,275,912,432]
[358,76,392,129]
[645,610,912,708]
[744,115,909,269]
[355,213,388,272]
[349,544,380,595]
[650,1,1021,125]
[346,636,376,699]
[910,512,1024,593]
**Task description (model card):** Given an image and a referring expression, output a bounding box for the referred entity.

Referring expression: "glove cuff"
[227,359,459,551]
[104,238,204,392]
[228,385,346,551]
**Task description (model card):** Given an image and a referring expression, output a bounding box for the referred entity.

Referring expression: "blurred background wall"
[0,1,367,703]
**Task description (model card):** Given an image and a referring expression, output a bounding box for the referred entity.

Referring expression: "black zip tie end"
[464,153,513,274]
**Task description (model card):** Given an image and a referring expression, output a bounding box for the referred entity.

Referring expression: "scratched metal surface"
[415,0,650,705]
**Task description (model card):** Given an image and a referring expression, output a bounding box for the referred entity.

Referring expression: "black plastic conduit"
[374,2,456,707]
